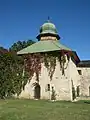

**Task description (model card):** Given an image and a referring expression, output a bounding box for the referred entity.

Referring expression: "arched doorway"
[34,83,41,99]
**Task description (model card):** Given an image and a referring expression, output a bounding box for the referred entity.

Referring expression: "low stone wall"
[76,96,90,100]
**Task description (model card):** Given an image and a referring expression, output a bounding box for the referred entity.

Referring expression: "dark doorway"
[34,83,41,99]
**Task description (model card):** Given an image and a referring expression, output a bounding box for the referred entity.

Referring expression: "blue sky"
[0,0,90,60]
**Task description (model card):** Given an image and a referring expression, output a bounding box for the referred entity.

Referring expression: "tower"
[17,19,80,101]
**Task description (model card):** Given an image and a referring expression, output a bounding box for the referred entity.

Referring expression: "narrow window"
[77,86,80,97]
[47,84,50,91]
[78,70,82,75]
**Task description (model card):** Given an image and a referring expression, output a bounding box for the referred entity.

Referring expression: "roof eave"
[36,33,60,40]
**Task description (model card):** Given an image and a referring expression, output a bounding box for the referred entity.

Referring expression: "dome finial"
[47,16,50,22]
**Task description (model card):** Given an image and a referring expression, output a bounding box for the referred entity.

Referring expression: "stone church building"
[17,20,90,101]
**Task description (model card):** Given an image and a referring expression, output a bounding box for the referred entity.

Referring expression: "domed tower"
[36,19,60,41]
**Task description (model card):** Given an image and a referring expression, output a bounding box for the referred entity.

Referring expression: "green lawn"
[0,99,90,120]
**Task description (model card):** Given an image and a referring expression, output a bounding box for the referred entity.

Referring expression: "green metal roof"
[17,40,71,55]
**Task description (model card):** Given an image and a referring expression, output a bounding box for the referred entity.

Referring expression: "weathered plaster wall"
[78,67,90,96]
[19,56,81,101]
[19,73,36,99]
[19,56,90,101]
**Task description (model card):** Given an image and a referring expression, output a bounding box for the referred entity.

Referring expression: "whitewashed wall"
[79,67,90,96]
[19,56,86,101]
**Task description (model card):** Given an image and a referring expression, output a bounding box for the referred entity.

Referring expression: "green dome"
[36,20,60,40]
[40,22,57,34]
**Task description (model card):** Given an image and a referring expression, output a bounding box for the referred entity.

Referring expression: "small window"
[47,84,50,91]
[78,70,82,75]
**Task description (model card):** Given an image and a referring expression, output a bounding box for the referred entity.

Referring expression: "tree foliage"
[9,40,35,52]
[0,40,34,99]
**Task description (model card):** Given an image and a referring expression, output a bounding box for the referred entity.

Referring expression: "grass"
[0,99,90,120]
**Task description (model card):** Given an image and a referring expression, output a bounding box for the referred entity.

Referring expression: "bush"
[51,87,56,100]
[72,86,76,100]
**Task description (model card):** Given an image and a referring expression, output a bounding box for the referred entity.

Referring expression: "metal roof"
[17,40,71,55]
[77,60,90,67]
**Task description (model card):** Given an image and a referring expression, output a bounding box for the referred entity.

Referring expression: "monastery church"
[17,19,90,101]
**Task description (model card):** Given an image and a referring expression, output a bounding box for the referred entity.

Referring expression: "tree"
[0,40,35,99]
[51,87,56,100]
[0,46,29,99]
[9,40,35,52]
